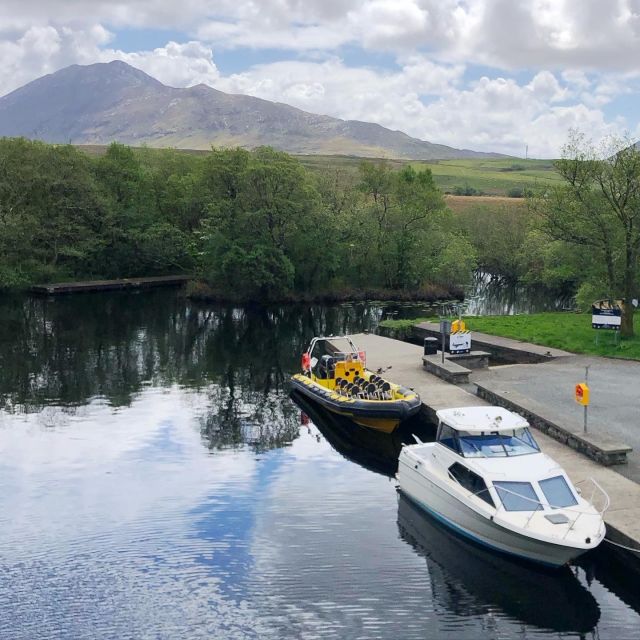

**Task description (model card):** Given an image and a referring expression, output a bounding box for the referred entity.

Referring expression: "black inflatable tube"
[290,376,421,421]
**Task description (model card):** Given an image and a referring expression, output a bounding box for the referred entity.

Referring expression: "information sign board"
[591,300,622,330]
[448,331,471,354]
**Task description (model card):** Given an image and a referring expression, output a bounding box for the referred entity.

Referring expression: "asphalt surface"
[472,355,640,482]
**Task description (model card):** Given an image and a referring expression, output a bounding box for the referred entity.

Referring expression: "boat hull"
[290,374,420,433]
[397,459,589,568]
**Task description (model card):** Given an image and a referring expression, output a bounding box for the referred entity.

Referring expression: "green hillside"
[297,155,561,195]
[415,158,562,195]
[75,146,561,197]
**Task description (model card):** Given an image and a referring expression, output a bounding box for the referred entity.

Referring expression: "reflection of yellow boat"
[290,389,403,477]
[290,335,421,433]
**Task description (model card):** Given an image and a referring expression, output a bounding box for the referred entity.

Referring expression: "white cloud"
[2,2,640,71]
[349,0,431,49]
[0,24,113,94]
[214,58,618,156]
[0,2,639,157]
[0,26,219,95]
[526,70,569,103]
[111,41,220,87]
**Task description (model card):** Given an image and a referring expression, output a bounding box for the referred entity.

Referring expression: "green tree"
[93,143,193,277]
[534,132,640,336]
[456,201,530,281]
[0,138,105,284]
[357,162,456,289]
[198,147,321,299]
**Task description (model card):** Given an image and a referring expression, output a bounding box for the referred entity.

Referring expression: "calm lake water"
[0,290,638,639]
[379,271,573,321]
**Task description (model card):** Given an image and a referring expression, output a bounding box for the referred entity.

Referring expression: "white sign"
[449,332,471,354]
[591,314,621,330]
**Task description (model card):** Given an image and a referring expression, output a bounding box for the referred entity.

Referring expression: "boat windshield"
[456,427,540,458]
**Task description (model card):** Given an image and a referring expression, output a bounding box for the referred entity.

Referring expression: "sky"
[1,0,640,157]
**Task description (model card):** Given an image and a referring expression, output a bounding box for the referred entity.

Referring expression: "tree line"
[0,138,475,300]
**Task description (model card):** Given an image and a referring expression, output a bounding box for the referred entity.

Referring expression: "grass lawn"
[379,313,640,360]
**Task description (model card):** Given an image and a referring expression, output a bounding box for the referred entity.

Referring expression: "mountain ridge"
[0,61,507,160]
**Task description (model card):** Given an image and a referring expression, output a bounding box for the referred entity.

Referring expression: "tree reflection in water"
[0,291,385,452]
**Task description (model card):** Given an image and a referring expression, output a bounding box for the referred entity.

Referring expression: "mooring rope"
[603,538,640,553]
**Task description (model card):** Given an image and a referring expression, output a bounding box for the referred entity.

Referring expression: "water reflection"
[463,271,573,316]
[1,290,639,639]
[0,291,383,418]
[397,493,600,634]
[290,390,434,477]
[377,271,573,321]
[296,396,640,638]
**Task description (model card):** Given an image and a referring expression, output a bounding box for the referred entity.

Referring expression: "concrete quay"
[354,332,640,564]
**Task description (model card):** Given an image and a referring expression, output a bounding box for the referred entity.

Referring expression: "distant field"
[298,156,561,196]
[444,194,528,214]
[75,145,561,197]
[414,158,562,195]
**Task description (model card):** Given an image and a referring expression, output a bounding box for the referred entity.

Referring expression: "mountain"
[0,61,504,160]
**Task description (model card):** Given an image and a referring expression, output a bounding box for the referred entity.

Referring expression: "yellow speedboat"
[290,335,421,433]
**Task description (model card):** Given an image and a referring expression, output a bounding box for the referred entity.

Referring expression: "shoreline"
[185,280,464,306]
[13,276,464,307]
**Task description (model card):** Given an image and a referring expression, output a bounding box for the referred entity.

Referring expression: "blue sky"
[1,0,639,157]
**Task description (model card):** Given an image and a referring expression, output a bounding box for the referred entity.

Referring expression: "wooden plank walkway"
[353,332,640,563]
[30,275,191,295]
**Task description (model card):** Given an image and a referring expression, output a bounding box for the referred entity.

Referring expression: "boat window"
[494,481,542,511]
[449,463,495,507]
[457,428,540,458]
[539,476,578,508]
[438,424,460,453]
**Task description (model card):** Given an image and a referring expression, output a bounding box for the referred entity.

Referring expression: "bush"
[575,281,610,313]
[453,184,481,196]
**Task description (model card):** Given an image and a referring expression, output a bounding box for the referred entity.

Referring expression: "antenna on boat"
[412,434,424,444]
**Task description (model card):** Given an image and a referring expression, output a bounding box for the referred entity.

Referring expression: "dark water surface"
[1,290,638,639]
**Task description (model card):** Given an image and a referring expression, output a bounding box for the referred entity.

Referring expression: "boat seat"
[316,354,336,379]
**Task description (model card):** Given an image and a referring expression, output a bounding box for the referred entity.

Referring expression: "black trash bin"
[423,337,438,356]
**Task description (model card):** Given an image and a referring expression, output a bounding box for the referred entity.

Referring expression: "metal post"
[440,318,451,364]
[584,365,590,433]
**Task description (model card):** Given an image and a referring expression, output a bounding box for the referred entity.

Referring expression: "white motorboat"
[397,406,609,568]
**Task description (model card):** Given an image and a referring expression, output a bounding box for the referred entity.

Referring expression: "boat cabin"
[432,407,582,515]
[436,406,540,458]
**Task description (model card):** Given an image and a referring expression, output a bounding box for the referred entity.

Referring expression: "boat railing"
[493,481,609,532]
[447,471,609,533]
[573,478,610,517]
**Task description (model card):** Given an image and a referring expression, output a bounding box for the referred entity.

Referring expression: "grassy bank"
[378,313,640,360]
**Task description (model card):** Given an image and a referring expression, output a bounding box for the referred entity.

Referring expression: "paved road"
[473,355,640,482]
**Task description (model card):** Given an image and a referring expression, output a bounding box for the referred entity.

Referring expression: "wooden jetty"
[29,275,191,295]
[354,332,640,566]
